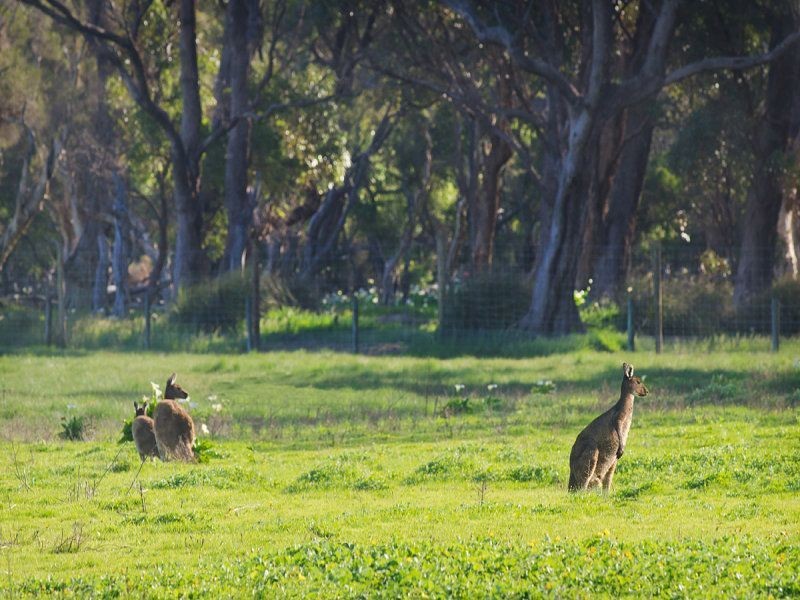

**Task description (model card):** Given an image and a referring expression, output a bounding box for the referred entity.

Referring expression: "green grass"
[0,349,799,596]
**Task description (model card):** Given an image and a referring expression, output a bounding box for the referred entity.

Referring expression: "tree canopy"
[1,0,799,335]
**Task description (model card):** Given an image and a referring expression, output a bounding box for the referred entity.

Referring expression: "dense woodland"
[1,0,800,337]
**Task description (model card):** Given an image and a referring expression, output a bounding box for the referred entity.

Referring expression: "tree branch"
[443,0,580,104]
[18,0,184,156]
[663,30,800,86]
[198,93,337,156]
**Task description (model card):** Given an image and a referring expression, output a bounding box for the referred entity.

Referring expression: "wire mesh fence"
[1,241,799,354]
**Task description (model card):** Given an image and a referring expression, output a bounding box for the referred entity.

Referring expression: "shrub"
[170,272,249,333]
[59,415,88,441]
[758,276,800,335]
[0,304,43,348]
[440,272,531,334]
[193,438,223,464]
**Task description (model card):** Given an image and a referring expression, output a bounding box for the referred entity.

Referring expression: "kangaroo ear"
[168,373,177,386]
[133,401,138,410]
[623,363,634,378]
[143,401,148,410]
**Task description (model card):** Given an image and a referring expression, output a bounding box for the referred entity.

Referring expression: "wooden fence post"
[352,295,359,354]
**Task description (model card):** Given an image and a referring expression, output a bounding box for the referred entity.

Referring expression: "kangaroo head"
[621,362,648,397]
[134,401,148,417]
[165,373,189,400]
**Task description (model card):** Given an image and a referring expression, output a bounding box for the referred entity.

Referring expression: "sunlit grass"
[0,349,799,595]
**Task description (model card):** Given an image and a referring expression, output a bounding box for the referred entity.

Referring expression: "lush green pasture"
[1,349,799,596]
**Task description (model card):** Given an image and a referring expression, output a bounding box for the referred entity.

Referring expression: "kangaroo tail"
[176,437,196,462]
[568,472,579,493]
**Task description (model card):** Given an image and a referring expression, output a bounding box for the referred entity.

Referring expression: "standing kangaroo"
[153,373,195,462]
[568,362,648,492]
[131,401,159,462]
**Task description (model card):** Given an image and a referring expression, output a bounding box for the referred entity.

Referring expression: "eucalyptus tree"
[382,3,518,274]
[734,1,800,309]
[18,0,230,291]
[445,0,800,334]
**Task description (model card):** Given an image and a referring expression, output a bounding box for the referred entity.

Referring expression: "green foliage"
[286,453,386,493]
[505,464,560,484]
[442,397,473,415]
[170,272,249,333]
[686,374,742,405]
[1,350,800,596]
[0,304,43,348]
[118,419,133,444]
[440,272,531,334]
[531,380,556,394]
[193,438,223,464]
[59,415,87,441]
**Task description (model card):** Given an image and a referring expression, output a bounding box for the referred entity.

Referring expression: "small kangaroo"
[131,401,159,462]
[153,373,196,462]
[568,362,648,493]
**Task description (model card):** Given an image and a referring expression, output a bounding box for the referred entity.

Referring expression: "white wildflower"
[487,384,498,392]
[212,403,223,413]
[454,384,465,393]
[200,423,210,435]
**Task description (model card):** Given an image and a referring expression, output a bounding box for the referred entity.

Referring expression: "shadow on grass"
[246,361,768,410]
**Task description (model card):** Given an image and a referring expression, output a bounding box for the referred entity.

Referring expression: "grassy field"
[1,347,799,596]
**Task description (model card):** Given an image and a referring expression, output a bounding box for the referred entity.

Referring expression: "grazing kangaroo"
[132,401,159,462]
[153,373,195,462]
[568,363,648,493]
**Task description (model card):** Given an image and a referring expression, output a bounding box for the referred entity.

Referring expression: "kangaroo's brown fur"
[132,401,159,462]
[153,373,195,462]
[568,363,648,493]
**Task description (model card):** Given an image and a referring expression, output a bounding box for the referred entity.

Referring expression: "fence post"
[352,295,359,354]
[251,239,261,351]
[652,242,663,354]
[55,243,67,348]
[627,295,635,352]
[771,296,780,352]
[435,230,447,340]
[44,287,53,346]
[144,292,151,350]
[245,295,253,353]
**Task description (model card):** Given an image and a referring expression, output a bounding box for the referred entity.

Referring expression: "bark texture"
[734,10,800,308]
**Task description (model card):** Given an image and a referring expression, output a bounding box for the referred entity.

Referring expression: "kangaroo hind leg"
[570,447,599,491]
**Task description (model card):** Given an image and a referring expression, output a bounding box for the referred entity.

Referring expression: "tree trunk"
[0,125,62,272]
[591,105,655,300]
[734,15,800,309]
[380,127,433,304]
[93,232,109,313]
[301,115,393,278]
[778,185,799,277]
[111,172,130,317]
[222,0,254,273]
[148,170,170,303]
[521,130,596,334]
[469,131,512,271]
[576,111,625,288]
[172,0,205,291]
